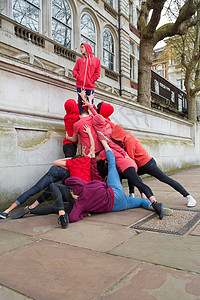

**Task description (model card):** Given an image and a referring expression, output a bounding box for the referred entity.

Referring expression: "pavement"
[0,167,200,300]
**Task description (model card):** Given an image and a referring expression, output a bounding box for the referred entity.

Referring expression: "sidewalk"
[0,167,200,300]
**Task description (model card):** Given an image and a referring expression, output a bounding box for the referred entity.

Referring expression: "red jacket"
[63,99,80,145]
[111,125,152,168]
[73,43,101,90]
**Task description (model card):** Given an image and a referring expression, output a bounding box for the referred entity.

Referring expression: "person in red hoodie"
[97,102,114,120]
[63,99,80,158]
[111,125,197,207]
[73,43,101,113]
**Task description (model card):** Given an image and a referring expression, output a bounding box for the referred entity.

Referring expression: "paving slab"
[40,220,135,252]
[83,208,151,226]
[0,240,140,300]
[0,214,57,236]
[101,263,200,300]
[190,223,200,236]
[110,231,200,273]
[0,285,32,300]
[0,229,34,254]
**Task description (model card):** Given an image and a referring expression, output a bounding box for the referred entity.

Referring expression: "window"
[104,0,114,7]
[130,57,134,80]
[157,64,162,76]
[52,0,72,48]
[129,1,133,24]
[81,13,96,56]
[103,29,114,71]
[177,79,183,90]
[13,0,40,32]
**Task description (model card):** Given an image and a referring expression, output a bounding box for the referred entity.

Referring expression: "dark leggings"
[137,158,189,197]
[122,167,154,199]
[30,184,75,215]
[49,183,74,211]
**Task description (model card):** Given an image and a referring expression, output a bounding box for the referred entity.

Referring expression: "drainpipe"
[118,0,122,96]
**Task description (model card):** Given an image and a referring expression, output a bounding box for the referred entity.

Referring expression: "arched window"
[52,0,72,48]
[13,0,40,32]
[103,29,114,71]
[80,13,96,55]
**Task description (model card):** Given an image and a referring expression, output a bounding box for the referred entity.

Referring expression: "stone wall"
[1,57,200,209]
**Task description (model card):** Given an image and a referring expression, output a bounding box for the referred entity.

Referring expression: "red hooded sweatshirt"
[98,102,114,120]
[63,99,80,145]
[111,125,152,168]
[73,43,101,90]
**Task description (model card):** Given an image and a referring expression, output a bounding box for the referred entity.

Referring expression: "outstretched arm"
[53,157,71,167]
[83,125,95,158]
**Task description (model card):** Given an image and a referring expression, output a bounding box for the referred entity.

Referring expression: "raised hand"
[78,88,86,100]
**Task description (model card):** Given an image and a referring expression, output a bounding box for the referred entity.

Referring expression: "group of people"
[0,43,197,229]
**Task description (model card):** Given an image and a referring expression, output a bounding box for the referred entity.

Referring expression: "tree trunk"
[187,93,197,121]
[138,38,154,106]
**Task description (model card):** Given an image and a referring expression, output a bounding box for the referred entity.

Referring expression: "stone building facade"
[0,0,200,209]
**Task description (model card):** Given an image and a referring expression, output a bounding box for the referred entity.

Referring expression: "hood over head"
[81,43,93,57]
[111,125,127,142]
[97,102,114,119]
[64,99,79,115]
[65,177,86,196]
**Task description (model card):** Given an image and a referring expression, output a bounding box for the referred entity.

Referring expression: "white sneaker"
[129,193,135,198]
[186,195,197,207]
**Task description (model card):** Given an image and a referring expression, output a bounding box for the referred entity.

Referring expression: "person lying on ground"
[8,125,102,220]
[0,166,70,219]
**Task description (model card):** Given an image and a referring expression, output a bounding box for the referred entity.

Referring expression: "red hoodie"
[98,102,114,120]
[63,99,80,145]
[111,125,152,168]
[73,43,101,90]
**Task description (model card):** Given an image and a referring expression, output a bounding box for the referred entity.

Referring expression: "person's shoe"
[164,207,173,216]
[186,195,197,207]
[58,213,69,229]
[11,206,29,219]
[96,131,110,143]
[152,202,164,219]
[0,212,8,219]
[129,193,135,198]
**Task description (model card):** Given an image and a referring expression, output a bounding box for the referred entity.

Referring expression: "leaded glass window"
[103,29,114,71]
[13,0,40,32]
[81,13,96,56]
[52,0,72,48]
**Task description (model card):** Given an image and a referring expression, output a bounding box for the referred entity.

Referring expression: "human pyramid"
[0,43,197,228]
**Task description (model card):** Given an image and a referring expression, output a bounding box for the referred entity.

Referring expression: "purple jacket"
[65,177,114,223]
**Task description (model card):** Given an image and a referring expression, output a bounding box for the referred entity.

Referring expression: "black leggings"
[122,167,154,198]
[49,183,75,211]
[30,183,75,215]
[137,158,189,197]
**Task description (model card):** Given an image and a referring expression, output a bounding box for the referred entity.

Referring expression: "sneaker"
[186,195,197,207]
[152,202,164,219]
[0,212,8,219]
[164,207,173,216]
[11,206,29,219]
[96,131,110,143]
[129,193,135,198]
[58,213,69,229]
